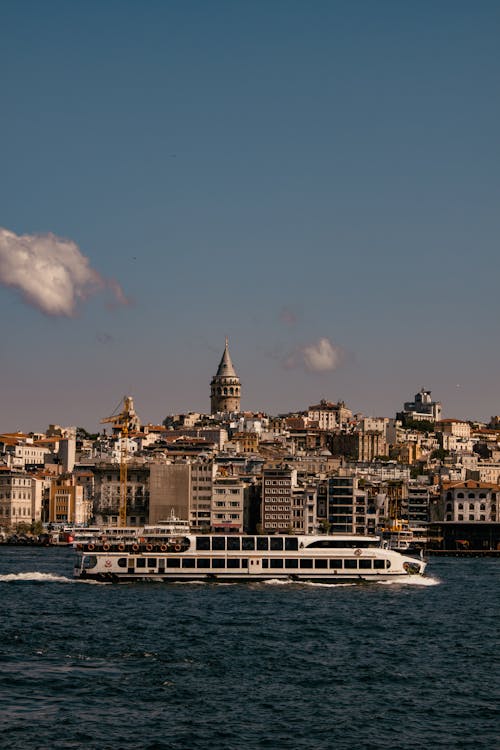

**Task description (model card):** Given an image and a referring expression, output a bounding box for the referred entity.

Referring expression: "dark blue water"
[0,548,498,750]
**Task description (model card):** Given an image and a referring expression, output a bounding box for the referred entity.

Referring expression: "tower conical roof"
[215,337,238,379]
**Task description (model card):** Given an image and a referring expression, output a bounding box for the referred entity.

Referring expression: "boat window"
[212,537,225,551]
[158,560,165,571]
[285,538,298,551]
[196,537,210,551]
[227,558,240,568]
[359,559,372,569]
[385,560,391,569]
[212,558,225,568]
[136,558,146,568]
[300,559,313,568]
[257,537,269,551]
[262,559,269,568]
[197,558,210,568]
[270,559,283,568]
[182,559,195,568]
[285,559,298,569]
[344,559,357,569]
[148,558,157,568]
[227,537,240,551]
[242,537,255,551]
[83,555,97,569]
[314,559,327,569]
[329,559,343,568]
[117,558,127,568]
[374,559,385,569]
[167,558,181,568]
[270,538,284,551]
[307,539,375,549]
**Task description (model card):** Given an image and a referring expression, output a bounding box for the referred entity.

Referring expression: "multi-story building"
[149,462,191,524]
[290,483,318,534]
[261,466,296,533]
[211,476,245,533]
[439,480,498,523]
[92,463,149,526]
[308,400,352,430]
[190,460,214,530]
[329,431,387,462]
[49,475,89,525]
[0,434,49,470]
[0,468,33,528]
[327,475,367,534]
[435,419,471,439]
[430,480,500,550]
[398,388,442,423]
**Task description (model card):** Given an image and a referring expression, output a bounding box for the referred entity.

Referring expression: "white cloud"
[285,337,343,373]
[0,227,129,316]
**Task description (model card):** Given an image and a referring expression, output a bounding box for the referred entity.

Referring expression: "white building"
[440,480,498,523]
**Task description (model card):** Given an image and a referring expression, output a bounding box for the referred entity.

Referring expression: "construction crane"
[101,396,137,527]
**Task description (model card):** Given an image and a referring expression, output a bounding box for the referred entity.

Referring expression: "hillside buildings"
[1,343,499,550]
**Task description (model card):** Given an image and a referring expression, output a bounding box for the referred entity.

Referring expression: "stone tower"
[210,338,241,414]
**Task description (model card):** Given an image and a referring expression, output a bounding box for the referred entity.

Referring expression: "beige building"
[0,468,33,528]
[211,476,245,533]
[308,400,352,430]
[49,475,89,525]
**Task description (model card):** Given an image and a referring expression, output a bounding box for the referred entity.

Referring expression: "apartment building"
[261,466,296,533]
[0,468,33,528]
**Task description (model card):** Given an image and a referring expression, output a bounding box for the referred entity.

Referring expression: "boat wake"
[0,572,107,584]
[0,571,74,583]
[263,578,356,588]
[377,574,441,586]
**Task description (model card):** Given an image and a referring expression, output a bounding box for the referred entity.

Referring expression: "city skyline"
[1,2,499,431]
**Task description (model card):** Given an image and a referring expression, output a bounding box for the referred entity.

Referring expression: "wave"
[0,571,73,583]
[0,571,107,585]
[377,574,441,586]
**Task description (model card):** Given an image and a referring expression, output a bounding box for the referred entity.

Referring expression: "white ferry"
[73,530,426,583]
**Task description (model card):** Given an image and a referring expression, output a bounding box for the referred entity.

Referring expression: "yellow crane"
[101,396,136,527]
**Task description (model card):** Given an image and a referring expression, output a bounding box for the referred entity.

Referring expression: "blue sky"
[1,1,499,431]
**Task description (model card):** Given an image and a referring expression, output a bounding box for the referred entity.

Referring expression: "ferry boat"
[73,528,426,583]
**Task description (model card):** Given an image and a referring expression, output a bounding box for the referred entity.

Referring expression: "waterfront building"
[210,338,241,414]
[48,474,89,525]
[92,463,149,526]
[0,468,33,528]
[438,480,498,523]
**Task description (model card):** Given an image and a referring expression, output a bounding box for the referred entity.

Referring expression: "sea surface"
[0,548,498,750]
